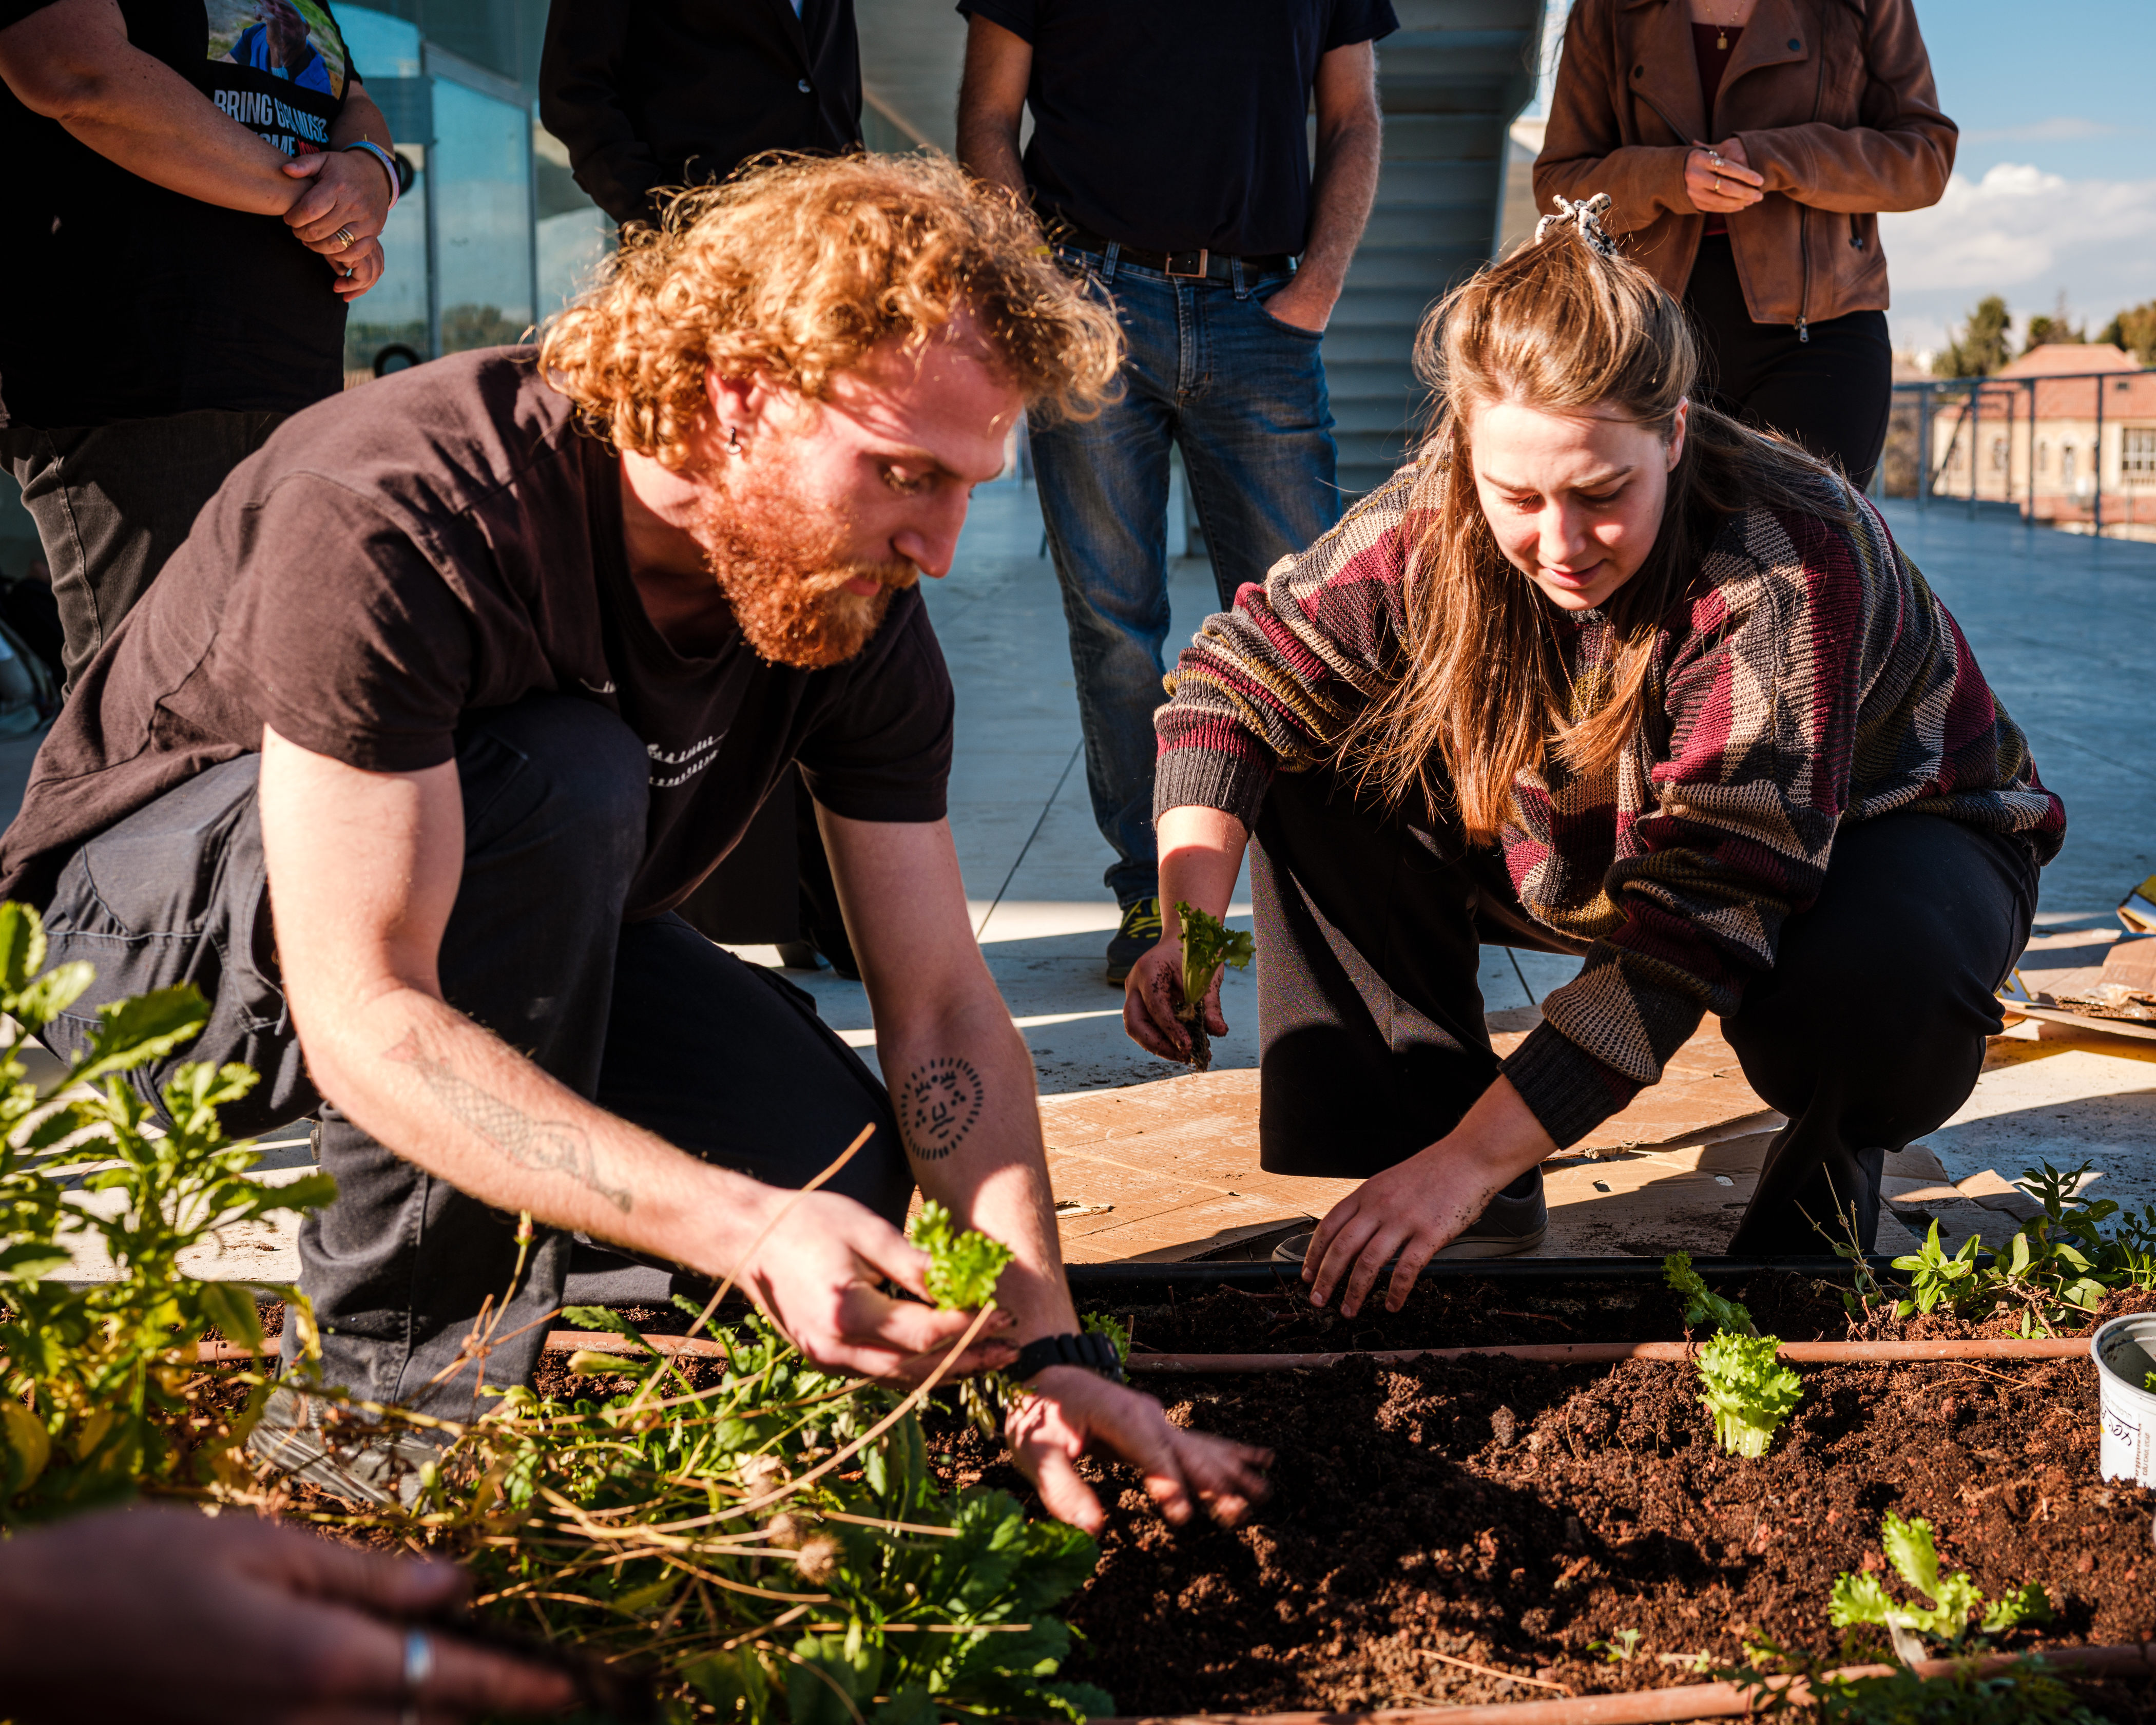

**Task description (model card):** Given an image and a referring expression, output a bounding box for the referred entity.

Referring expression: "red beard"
[695,468,919,669]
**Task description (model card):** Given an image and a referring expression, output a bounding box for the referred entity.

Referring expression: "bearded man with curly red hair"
[0,152,1270,1532]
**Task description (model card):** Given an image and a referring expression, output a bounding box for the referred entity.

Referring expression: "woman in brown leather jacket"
[1534,0,1956,487]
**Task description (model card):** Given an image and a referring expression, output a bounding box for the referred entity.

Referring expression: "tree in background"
[2099,300,2156,366]
[2022,291,2085,354]
[1934,295,2012,378]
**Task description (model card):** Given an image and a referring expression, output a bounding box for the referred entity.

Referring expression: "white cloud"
[1878,164,2156,343]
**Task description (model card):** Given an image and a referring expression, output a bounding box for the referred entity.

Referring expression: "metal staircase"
[1331,0,1544,497]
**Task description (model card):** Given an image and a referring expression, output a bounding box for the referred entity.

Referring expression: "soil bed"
[929,1352,2156,1716]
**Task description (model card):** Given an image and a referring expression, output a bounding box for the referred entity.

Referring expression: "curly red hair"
[540,152,1122,469]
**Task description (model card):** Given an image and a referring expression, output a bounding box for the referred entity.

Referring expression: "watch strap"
[1011,1330,1125,1384]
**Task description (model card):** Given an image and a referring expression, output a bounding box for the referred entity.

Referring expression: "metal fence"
[1882,368,2156,536]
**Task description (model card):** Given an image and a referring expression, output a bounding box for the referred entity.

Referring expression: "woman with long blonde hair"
[1124,207,2062,1316]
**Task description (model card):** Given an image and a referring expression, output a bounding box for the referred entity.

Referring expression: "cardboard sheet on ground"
[1045,1017,2156,1265]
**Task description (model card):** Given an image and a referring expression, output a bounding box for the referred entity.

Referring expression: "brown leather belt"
[1046,215,1294,282]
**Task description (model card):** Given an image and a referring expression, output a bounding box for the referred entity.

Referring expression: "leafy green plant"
[0,903,331,1522]
[1891,1160,2156,1335]
[1830,1511,2051,1666]
[317,1304,1111,1724]
[908,1200,1013,1312]
[1664,1251,1803,1458]
[1172,903,1253,1072]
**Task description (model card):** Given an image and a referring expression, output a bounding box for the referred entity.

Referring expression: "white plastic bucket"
[2091,1313,2156,1486]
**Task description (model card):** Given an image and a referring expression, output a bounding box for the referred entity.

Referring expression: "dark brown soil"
[927,1352,2156,1714]
[1077,1270,1855,1356]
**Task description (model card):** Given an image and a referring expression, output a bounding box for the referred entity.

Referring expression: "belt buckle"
[1165,248,1209,278]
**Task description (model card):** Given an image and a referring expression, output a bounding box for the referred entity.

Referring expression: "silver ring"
[401,1628,434,1720]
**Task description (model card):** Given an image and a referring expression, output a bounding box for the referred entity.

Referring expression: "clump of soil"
[928,1354,2156,1714]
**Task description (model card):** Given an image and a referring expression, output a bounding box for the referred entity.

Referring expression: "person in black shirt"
[541,0,862,229]
[958,0,1393,984]
[3,156,1273,1532]
[0,0,396,688]
[542,0,869,971]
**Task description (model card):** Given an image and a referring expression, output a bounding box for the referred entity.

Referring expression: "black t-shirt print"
[0,0,360,428]
[204,0,350,150]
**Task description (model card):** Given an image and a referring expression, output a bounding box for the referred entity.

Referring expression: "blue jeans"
[1029,247,1342,907]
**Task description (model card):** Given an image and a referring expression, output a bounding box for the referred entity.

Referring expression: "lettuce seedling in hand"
[1174,903,1253,1072]
[1665,1251,1803,1458]
[908,1200,1013,1312]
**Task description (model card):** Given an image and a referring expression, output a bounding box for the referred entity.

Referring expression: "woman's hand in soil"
[1305,1076,1554,1317]
[736,1187,1020,1384]
[0,1506,576,1722]
[1124,937,1226,1062]
[1006,1367,1274,1533]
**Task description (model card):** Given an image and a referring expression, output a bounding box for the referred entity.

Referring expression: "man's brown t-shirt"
[0,349,954,913]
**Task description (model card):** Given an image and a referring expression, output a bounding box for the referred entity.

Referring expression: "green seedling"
[1665,1251,1803,1458]
[1892,1159,2156,1336]
[1081,1309,1132,1366]
[1173,902,1253,1072]
[908,1199,1014,1312]
[1589,1627,1642,1664]
[1830,1510,2051,1666]
[1696,1331,1805,1460]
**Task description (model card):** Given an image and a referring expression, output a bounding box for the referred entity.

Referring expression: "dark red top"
[1691,22,1742,236]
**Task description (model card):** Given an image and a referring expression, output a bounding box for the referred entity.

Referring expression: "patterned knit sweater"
[1154,461,2066,1148]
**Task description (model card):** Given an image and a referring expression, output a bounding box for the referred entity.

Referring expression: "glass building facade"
[338,0,609,380]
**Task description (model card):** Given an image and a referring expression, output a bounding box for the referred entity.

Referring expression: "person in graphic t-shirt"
[0,0,398,688]
[0,154,1275,1535]
[226,0,333,92]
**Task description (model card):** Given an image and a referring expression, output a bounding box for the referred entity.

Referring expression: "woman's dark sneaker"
[1271,1166,1549,1267]
[1105,896,1163,985]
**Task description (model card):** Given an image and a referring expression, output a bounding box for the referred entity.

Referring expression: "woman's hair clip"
[1534,193,1618,258]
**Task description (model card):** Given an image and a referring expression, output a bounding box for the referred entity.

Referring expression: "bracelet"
[1011,1330,1126,1385]
[343,139,400,212]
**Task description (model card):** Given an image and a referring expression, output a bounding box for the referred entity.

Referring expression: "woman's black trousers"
[1684,234,1894,490]
[1246,765,2038,1255]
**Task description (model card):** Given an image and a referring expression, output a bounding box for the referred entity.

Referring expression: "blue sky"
[1534,1,2156,356]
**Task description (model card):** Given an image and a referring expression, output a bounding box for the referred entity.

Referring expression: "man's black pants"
[1247,767,2038,1254]
[37,697,911,1415]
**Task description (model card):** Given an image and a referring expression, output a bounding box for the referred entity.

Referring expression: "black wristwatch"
[1012,1330,1126,1385]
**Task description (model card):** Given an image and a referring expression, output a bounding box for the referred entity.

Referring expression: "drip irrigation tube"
[1064,1254,1903,1289]
[1087,1642,2156,1724]
[195,1332,2092,1368]
[1124,1337,2091,1373]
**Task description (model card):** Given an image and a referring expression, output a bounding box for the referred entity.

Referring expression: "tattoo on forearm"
[897,1056,985,1162]
[384,1030,632,1213]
